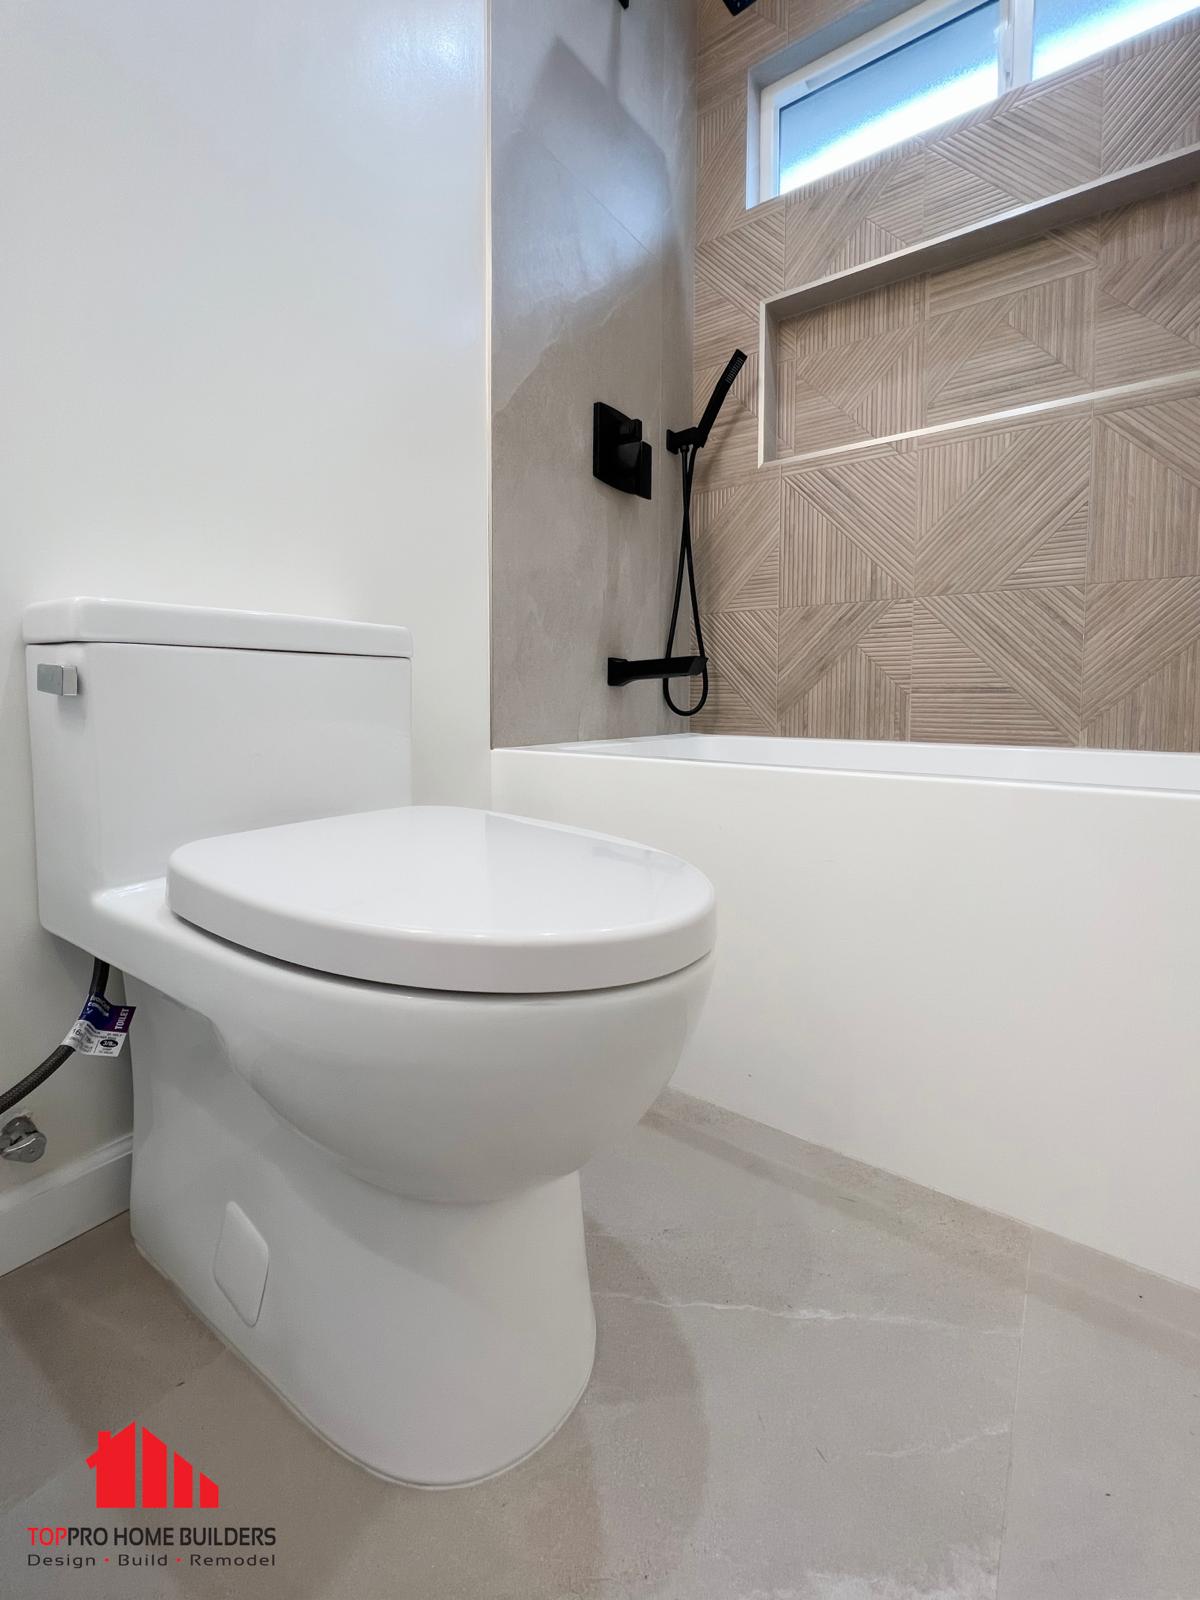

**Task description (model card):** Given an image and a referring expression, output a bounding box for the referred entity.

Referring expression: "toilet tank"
[24,599,413,947]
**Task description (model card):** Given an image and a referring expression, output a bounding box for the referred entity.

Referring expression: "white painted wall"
[494,745,1200,1291]
[0,1,489,1208]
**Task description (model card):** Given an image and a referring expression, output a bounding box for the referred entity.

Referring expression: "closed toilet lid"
[167,807,715,993]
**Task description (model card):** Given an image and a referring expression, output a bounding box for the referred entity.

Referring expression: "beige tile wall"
[692,6,1200,749]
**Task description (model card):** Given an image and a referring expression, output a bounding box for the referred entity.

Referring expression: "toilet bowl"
[23,599,715,1485]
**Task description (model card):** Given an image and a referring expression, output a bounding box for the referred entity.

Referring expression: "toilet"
[23,598,715,1486]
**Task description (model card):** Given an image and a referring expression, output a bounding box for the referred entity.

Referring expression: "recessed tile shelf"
[759,144,1200,470]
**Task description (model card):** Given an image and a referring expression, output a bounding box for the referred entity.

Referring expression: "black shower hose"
[663,441,709,717]
[0,957,110,1119]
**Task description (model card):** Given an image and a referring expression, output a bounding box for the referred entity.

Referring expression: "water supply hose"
[661,347,746,718]
[0,957,110,1118]
[663,442,709,717]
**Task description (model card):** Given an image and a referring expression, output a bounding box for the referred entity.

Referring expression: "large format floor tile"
[1,1091,1196,1598]
[997,1232,1200,1600]
[0,1220,221,1514]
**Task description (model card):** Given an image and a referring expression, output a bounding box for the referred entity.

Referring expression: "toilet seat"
[167,806,715,994]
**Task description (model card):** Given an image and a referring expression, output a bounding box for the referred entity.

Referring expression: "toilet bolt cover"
[166,807,716,993]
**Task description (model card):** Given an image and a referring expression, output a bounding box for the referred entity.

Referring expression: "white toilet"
[23,598,715,1486]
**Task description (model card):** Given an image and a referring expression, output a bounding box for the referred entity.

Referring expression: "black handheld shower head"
[666,348,747,455]
[694,348,747,449]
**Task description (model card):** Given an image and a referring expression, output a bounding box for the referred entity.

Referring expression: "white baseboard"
[0,1134,132,1278]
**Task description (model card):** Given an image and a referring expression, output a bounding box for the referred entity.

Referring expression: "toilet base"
[131,1240,595,1490]
[126,980,598,1487]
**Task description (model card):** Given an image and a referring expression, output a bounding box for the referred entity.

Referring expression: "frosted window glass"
[1032,0,1199,77]
[778,1,1000,194]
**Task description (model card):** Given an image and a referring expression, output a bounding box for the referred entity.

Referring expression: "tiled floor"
[2,1091,1198,1599]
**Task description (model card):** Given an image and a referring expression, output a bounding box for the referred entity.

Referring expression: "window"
[760,0,1200,199]
[1031,0,1197,74]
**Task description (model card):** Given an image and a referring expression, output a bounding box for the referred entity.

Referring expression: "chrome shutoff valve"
[0,1116,47,1163]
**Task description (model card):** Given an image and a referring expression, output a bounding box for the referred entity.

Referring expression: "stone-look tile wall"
[490,0,696,748]
[692,5,1200,748]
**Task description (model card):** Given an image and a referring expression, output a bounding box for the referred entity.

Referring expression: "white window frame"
[758,0,1035,202]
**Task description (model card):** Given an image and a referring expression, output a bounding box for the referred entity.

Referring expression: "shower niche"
[758,146,1200,469]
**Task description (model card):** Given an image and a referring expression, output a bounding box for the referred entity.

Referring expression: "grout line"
[993,1230,1034,1600]
[1081,571,1200,589]
[593,1288,1019,1336]
[772,467,782,733]
[1082,396,1100,738]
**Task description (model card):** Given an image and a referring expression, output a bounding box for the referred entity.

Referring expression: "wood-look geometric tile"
[1095,232,1200,386]
[693,0,1200,756]
[694,291,752,387]
[923,148,1015,238]
[698,210,785,318]
[1102,26,1200,171]
[696,209,784,367]
[1102,239,1200,341]
[924,270,1094,425]
[787,0,861,39]
[921,59,1102,233]
[911,588,1084,744]
[695,277,757,377]
[1083,577,1200,749]
[1098,187,1200,267]
[927,67,1103,214]
[695,607,778,733]
[782,145,925,285]
[1098,188,1200,363]
[778,599,912,739]
[786,278,925,357]
[1094,386,1200,479]
[694,350,760,488]
[698,0,788,110]
[791,322,923,452]
[1096,293,1200,388]
[780,278,923,454]
[917,417,1090,593]
[1091,394,1200,581]
[782,449,917,605]
[775,356,796,458]
[693,472,781,612]
[925,224,1097,318]
[698,93,751,244]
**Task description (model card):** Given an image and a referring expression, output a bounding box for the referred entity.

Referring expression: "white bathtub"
[544,732,1200,792]
[493,733,1200,1290]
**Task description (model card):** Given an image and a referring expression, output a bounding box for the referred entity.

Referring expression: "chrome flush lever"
[36,664,78,696]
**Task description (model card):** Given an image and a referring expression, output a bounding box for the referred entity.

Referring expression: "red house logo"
[87,1423,220,1510]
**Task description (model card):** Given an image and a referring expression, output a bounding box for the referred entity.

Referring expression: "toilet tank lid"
[23,598,413,658]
